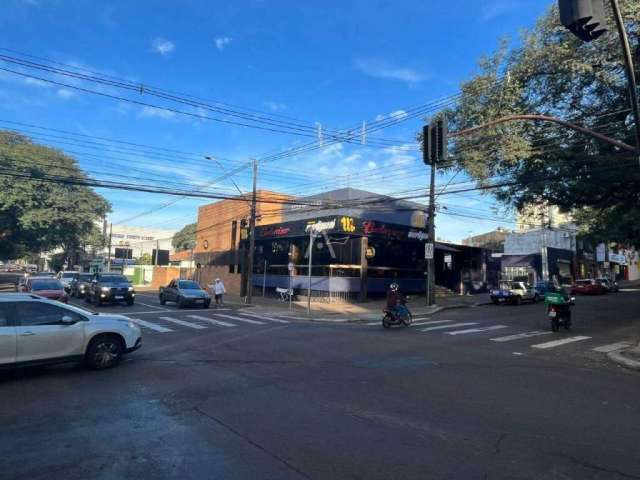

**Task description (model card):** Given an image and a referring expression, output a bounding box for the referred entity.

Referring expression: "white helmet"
[390,283,399,292]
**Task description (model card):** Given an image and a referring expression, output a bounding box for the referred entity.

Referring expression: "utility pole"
[540,208,550,282]
[106,222,112,272]
[154,239,159,266]
[246,159,258,305]
[427,157,436,306]
[307,229,314,315]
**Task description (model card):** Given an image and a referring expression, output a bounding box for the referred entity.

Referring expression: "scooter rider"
[386,283,409,320]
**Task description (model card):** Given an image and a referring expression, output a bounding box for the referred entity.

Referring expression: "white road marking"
[531,336,591,349]
[213,313,265,325]
[129,318,173,333]
[135,301,170,311]
[592,341,633,353]
[412,320,451,327]
[158,316,207,330]
[490,331,553,343]
[447,325,509,336]
[421,322,478,332]
[366,321,379,326]
[239,312,289,324]
[188,315,236,327]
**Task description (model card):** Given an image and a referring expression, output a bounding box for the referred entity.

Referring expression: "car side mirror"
[61,315,77,325]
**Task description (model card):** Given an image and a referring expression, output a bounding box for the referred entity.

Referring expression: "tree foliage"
[447,2,640,246]
[0,131,110,260]
[172,222,196,251]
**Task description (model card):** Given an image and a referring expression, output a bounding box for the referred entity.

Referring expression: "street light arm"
[450,114,637,153]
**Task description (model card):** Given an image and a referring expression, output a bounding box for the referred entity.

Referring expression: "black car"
[71,272,95,298]
[86,273,135,306]
[159,279,210,308]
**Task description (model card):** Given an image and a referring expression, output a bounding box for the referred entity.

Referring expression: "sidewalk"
[232,293,490,322]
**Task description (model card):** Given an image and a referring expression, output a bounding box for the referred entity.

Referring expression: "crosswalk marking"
[447,325,509,336]
[490,331,553,343]
[213,313,265,325]
[158,316,207,330]
[592,341,632,353]
[129,318,173,333]
[531,336,591,349]
[239,312,289,324]
[421,322,478,332]
[188,315,236,327]
[412,320,451,327]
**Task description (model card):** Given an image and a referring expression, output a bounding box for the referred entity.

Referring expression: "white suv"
[0,294,141,370]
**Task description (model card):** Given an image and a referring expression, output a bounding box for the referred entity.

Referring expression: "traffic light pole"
[610,0,640,166]
[246,159,258,305]
[427,158,436,306]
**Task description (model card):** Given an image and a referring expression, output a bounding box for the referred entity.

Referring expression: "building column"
[359,236,368,302]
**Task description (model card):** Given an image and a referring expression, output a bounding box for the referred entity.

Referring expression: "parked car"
[21,277,68,303]
[159,279,210,308]
[71,272,95,298]
[490,281,540,305]
[570,279,607,295]
[0,293,141,369]
[86,274,135,306]
[57,271,78,293]
[596,278,619,293]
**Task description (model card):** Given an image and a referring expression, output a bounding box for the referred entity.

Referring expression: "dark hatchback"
[86,274,135,306]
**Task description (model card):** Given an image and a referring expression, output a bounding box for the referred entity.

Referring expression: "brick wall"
[151,266,181,289]
[194,266,242,295]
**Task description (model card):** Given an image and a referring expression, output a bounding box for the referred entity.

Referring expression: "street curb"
[607,347,640,371]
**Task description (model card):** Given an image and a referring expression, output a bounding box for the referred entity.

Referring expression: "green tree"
[0,131,111,260]
[137,252,153,265]
[446,2,640,246]
[172,222,196,251]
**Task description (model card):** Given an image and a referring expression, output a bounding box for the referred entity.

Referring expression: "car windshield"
[31,279,62,290]
[61,272,76,279]
[577,280,592,285]
[499,282,513,290]
[79,274,94,281]
[99,275,129,283]
[178,280,201,289]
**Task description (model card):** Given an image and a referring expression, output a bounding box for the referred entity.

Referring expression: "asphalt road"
[1,290,639,480]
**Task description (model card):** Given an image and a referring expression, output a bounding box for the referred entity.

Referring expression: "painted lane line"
[490,331,553,343]
[188,315,236,327]
[531,336,591,349]
[447,325,509,336]
[412,320,451,327]
[593,341,633,353]
[366,322,379,326]
[158,316,207,330]
[213,313,265,325]
[129,318,173,333]
[135,301,171,311]
[421,322,478,332]
[239,312,289,324]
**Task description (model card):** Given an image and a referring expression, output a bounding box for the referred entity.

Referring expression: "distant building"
[106,224,176,266]
[462,227,509,252]
[516,203,573,232]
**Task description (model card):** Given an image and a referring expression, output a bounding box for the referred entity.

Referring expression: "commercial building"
[461,227,509,252]
[106,224,176,267]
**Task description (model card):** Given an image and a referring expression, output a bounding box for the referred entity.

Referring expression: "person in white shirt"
[212,278,226,306]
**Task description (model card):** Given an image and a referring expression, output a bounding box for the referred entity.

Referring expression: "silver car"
[0,293,141,370]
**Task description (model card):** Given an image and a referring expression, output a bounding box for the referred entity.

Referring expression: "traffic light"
[422,117,448,165]
[558,0,608,42]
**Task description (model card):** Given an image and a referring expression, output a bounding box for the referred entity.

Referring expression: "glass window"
[0,304,10,327]
[178,280,200,289]
[15,302,80,326]
[98,275,128,283]
[30,279,63,290]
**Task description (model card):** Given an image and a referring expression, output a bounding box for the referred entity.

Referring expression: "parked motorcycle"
[545,290,575,332]
[382,299,413,328]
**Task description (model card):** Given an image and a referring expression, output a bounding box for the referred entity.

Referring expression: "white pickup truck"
[490,281,540,305]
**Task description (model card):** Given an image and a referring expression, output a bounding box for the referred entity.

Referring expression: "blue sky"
[1,0,553,241]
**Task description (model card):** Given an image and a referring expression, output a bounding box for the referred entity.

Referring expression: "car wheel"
[203,300,210,309]
[85,335,124,370]
[126,298,134,306]
[159,295,166,305]
[533,293,540,303]
[492,298,500,305]
[177,296,184,309]
[514,296,522,306]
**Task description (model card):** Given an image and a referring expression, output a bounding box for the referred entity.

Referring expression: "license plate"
[115,295,124,299]
[548,311,556,318]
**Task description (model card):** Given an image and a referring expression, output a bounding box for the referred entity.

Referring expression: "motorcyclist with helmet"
[386,283,409,321]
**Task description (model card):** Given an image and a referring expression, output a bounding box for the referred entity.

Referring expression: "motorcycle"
[545,291,575,332]
[382,299,413,328]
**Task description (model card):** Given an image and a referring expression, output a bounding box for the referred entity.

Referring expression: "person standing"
[213,278,226,306]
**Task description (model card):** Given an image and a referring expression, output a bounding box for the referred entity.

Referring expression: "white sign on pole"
[425,243,434,260]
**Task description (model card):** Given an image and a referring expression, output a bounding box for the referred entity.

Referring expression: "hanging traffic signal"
[558,0,608,42]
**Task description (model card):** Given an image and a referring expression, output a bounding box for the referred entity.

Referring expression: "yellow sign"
[340,216,356,233]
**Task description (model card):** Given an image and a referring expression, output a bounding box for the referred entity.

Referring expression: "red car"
[570,279,607,295]
[21,277,68,303]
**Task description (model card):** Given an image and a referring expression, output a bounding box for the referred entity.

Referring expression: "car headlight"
[128,286,134,291]
[101,286,110,292]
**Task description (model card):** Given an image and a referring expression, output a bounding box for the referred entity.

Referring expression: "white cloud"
[138,106,176,119]
[343,153,362,163]
[355,58,425,84]
[152,38,175,56]
[389,109,408,120]
[367,161,377,169]
[24,77,50,88]
[56,88,75,99]
[375,114,385,121]
[263,100,287,112]
[215,36,232,50]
